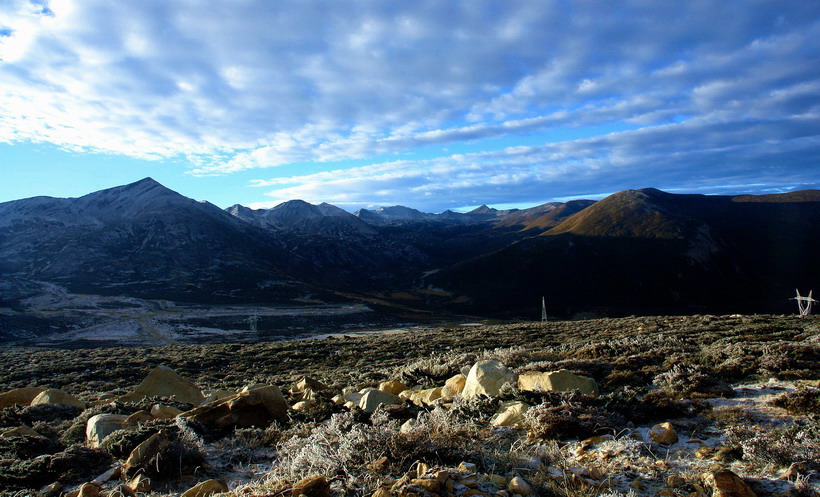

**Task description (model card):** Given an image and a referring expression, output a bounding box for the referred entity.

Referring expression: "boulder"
[462,360,516,398]
[180,385,289,429]
[491,401,530,427]
[379,379,409,396]
[292,400,318,411]
[77,482,103,497]
[134,366,204,405]
[292,475,331,497]
[706,470,757,497]
[649,422,678,445]
[180,479,229,497]
[124,411,153,426]
[409,387,443,406]
[31,389,85,409]
[86,414,129,448]
[150,404,182,419]
[123,431,169,476]
[290,377,331,396]
[517,370,599,396]
[0,386,47,408]
[343,391,364,404]
[508,476,534,495]
[359,389,403,413]
[441,374,466,397]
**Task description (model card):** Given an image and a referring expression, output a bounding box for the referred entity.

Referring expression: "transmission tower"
[541,296,548,325]
[792,289,817,316]
[247,312,260,332]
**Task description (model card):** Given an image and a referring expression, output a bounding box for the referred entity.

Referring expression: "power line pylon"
[792,289,817,316]
[541,296,548,326]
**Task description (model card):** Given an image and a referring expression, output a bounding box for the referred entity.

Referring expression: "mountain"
[4,179,817,323]
[227,200,376,235]
[0,178,307,303]
[426,188,820,317]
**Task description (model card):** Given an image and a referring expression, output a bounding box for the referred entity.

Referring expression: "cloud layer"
[1,1,819,210]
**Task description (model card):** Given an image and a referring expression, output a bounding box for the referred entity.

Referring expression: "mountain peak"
[468,204,497,215]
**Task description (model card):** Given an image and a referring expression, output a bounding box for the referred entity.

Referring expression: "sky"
[1,1,819,213]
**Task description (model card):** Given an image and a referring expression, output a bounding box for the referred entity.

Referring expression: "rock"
[290,377,332,395]
[707,470,757,497]
[400,419,416,434]
[292,475,331,497]
[39,482,62,497]
[180,479,229,497]
[409,387,443,406]
[1,425,42,438]
[0,386,47,408]
[241,383,269,392]
[667,474,685,487]
[201,389,236,404]
[123,431,170,476]
[491,401,530,427]
[126,474,152,492]
[77,482,103,497]
[150,404,182,419]
[379,379,410,396]
[124,411,153,426]
[292,400,318,411]
[343,391,364,404]
[331,394,345,405]
[517,370,599,396]
[134,366,204,405]
[411,478,440,493]
[86,414,129,448]
[649,422,679,445]
[441,374,467,397]
[459,462,477,472]
[31,388,85,409]
[507,476,534,495]
[181,385,289,429]
[359,389,403,413]
[489,474,507,486]
[462,360,516,398]
[371,489,391,497]
[92,465,121,485]
[778,463,806,481]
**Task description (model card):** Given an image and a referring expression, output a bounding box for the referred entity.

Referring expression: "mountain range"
[1,178,818,318]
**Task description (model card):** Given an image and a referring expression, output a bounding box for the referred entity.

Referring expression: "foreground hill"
[0,315,816,496]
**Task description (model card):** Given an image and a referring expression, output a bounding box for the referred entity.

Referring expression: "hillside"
[0,315,817,496]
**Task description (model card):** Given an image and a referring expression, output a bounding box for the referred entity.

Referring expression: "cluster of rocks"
[0,359,780,497]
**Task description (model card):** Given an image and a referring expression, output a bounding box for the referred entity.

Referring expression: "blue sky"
[1,1,818,212]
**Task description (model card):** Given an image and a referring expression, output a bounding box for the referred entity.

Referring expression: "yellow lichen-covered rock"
[441,374,467,397]
[134,366,204,405]
[0,387,47,408]
[31,389,85,409]
[379,379,410,396]
[490,401,530,427]
[359,389,403,413]
[517,370,599,396]
[649,422,678,445]
[181,385,289,429]
[462,360,516,398]
[179,479,229,497]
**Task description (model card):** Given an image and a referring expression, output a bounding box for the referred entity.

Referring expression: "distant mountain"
[4,179,816,322]
[426,188,820,317]
[227,200,376,236]
[0,178,307,303]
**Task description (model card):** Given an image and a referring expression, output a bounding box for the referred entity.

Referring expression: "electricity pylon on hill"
[541,296,548,325]
[247,312,260,332]
[792,289,817,316]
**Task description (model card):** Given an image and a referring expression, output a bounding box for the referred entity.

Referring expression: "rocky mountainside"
[427,188,820,317]
[2,180,819,320]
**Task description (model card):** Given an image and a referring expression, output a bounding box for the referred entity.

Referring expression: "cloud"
[0,1,818,208]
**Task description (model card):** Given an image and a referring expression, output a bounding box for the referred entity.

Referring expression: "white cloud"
[0,1,818,208]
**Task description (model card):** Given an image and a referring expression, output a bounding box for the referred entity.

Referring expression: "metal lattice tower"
[792,289,817,316]
[541,296,548,325]
[247,312,260,332]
